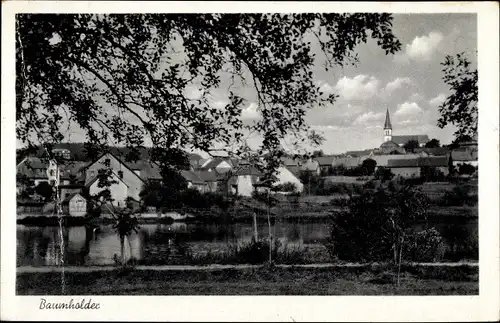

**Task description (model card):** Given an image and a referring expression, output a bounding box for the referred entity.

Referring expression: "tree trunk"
[397,236,404,287]
[120,236,125,266]
[267,190,272,265]
[253,212,258,242]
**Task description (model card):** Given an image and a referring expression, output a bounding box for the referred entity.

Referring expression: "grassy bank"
[16,264,478,295]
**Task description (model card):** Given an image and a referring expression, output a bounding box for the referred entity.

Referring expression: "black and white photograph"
[1,1,499,322]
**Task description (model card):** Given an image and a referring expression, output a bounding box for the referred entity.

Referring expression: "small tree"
[374,167,394,182]
[35,181,54,202]
[329,182,429,284]
[425,138,441,148]
[403,139,420,153]
[361,158,377,175]
[458,163,476,176]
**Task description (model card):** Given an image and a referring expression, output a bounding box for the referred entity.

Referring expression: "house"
[451,148,478,168]
[314,156,335,175]
[62,193,87,217]
[360,153,427,169]
[387,156,449,178]
[227,166,263,197]
[262,166,304,193]
[199,157,233,173]
[84,152,145,205]
[331,156,361,169]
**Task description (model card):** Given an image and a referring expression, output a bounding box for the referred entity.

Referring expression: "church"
[376,108,430,154]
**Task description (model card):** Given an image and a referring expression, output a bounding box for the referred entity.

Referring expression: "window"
[104,158,111,167]
[118,170,124,179]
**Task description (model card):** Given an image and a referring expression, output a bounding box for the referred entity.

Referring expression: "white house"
[273,166,304,193]
[84,152,145,204]
[63,193,87,217]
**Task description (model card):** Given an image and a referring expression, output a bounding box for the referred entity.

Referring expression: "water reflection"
[16,219,477,267]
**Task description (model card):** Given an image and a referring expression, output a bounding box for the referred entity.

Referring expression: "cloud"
[395,31,444,63]
[241,102,261,120]
[353,111,385,125]
[334,75,380,101]
[429,93,446,107]
[395,102,424,117]
[406,31,444,61]
[311,125,340,131]
[384,77,413,95]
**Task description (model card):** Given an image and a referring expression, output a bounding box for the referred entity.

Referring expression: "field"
[17,264,478,295]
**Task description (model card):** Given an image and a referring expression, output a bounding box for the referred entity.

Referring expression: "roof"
[233,166,263,176]
[361,153,424,167]
[86,170,129,188]
[301,160,319,171]
[17,157,88,180]
[380,141,400,149]
[384,108,392,129]
[391,135,430,145]
[124,160,162,180]
[344,149,374,157]
[387,156,449,168]
[414,147,450,156]
[180,169,204,184]
[200,157,233,170]
[332,157,361,168]
[193,170,219,182]
[314,156,336,166]
[86,151,145,183]
[62,192,86,204]
[451,149,478,161]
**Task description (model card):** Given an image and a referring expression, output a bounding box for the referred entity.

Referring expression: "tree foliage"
[329,183,429,262]
[437,53,478,141]
[16,13,401,179]
[425,138,441,148]
[403,139,419,153]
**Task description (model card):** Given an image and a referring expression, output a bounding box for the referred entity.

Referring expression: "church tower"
[383,108,392,142]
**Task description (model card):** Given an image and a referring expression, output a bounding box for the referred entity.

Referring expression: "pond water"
[17,218,478,266]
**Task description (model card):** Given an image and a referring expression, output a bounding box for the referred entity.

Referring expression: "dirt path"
[16,262,478,274]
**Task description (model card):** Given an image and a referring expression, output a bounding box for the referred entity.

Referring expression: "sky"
[17,13,477,157]
[298,13,478,154]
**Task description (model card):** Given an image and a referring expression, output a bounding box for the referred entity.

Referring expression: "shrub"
[440,184,476,206]
[328,185,429,263]
[458,163,476,175]
[374,167,394,182]
[404,228,446,262]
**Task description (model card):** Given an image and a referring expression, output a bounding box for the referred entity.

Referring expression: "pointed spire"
[384,108,392,129]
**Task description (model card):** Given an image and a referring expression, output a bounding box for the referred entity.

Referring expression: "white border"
[2,2,499,322]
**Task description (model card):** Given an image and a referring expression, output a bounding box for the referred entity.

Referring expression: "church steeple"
[383,108,392,142]
[384,108,392,129]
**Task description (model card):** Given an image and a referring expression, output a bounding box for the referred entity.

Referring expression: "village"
[16,108,478,220]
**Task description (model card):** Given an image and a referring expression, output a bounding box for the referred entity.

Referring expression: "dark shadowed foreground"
[17,265,478,295]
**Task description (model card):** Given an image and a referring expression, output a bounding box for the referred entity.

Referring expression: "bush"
[458,163,476,176]
[440,185,476,206]
[404,228,446,262]
[328,185,429,262]
[374,167,394,182]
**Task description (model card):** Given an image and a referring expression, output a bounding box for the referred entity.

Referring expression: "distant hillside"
[16,142,202,164]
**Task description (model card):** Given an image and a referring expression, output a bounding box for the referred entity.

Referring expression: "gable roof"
[387,156,449,168]
[86,170,130,188]
[451,149,478,161]
[361,153,423,167]
[332,156,361,168]
[193,170,219,182]
[86,151,145,183]
[62,192,86,204]
[344,149,374,157]
[414,147,450,156]
[315,156,336,166]
[391,135,430,145]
